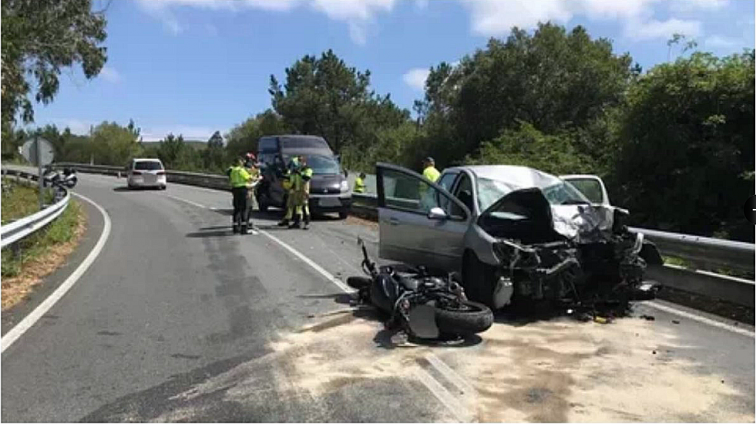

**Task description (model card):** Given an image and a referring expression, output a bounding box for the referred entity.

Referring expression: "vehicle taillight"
[132,171,142,175]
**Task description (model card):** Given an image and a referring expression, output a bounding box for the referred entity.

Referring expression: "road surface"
[2,172,754,422]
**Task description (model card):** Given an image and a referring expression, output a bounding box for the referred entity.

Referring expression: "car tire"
[258,197,269,212]
[160,185,167,190]
[462,251,497,310]
[338,210,349,219]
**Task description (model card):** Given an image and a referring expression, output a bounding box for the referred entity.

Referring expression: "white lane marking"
[165,193,208,210]
[413,366,475,423]
[259,230,354,294]
[645,301,754,338]
[137,192,471,421]
[425,353,476,396]
[2,193,112,353]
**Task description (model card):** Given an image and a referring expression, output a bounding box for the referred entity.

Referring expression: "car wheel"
[338,210,349,219]
[463,250,497,309]
[258,197,269,212]
[161,185,167,190]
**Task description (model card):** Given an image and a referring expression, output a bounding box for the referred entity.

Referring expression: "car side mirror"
[427,207,447,220]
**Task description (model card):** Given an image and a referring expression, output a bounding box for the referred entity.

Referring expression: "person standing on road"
[288,155,313,230]
[422,157,440,183]
[228,155,253,234]
[244,152,262,229]
[277,156,300,227]
[354,172,367,193]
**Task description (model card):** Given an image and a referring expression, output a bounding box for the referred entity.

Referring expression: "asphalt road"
[2,172,754,422]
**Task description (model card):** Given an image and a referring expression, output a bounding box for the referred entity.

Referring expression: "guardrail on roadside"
[49,162,756,307]
[1,168,71,248]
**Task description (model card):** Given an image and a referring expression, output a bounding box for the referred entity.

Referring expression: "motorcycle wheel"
[435,300,493,336]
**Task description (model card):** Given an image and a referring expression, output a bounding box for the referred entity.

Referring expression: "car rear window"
[134,161,163,171]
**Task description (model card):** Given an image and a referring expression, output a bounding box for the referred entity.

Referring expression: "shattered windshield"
[541,181,591,205]
[477,176,590,212]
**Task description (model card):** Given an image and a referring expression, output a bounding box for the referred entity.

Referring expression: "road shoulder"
[1,197,104,336]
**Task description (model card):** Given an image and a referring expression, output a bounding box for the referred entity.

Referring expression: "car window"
[563,178,604,204]
[437,173,456,192]
[280,137,329,150]
[305,154,341,175]
[477,178,515,212]
[259,138,278,152]
[382,169,465,219]
[541,181,590,205]
[134,161,163,171]
[452,173,475,213]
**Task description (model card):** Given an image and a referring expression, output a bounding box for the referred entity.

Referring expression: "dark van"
[256,135,352,219]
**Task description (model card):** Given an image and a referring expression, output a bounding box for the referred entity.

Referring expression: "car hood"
[478,187,617,243]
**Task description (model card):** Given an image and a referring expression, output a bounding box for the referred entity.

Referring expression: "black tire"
[435,300,493,335]
[462,251,497,309]
[338,210,349,219]
[346,276,372,290]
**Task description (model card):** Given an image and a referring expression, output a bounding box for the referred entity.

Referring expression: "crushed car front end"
[474,186,662,310]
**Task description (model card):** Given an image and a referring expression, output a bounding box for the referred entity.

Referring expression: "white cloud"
[99,66,122,83]
[414,0,429,10]
[205,23,219,36]
[402,68,430,91]
[670,0,728,12]
[704,35,741,49]
[456,0,721,43]
[624,18,702,41]
[134,0,394,43]
[310,0,397,44]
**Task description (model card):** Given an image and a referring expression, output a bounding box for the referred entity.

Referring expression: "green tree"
[89,121,141,165]
[224,109,289,161]
[269,49,409,163]
[465,122,597,176]
[1,0,108,125]
[611,51,755,241]
[418,23,634,167]
[157,133,185,167]
[203,130,225,172]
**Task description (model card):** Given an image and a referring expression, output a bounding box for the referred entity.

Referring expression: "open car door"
[559,174,611,206]
[376,163,471,272]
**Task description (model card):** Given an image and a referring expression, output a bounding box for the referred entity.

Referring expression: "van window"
[134,161,163,171]
[305,155,341,175]
[280,137,329,150]
[259,138,278,152]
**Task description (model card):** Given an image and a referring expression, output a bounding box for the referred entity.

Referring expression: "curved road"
[2,172,754,422]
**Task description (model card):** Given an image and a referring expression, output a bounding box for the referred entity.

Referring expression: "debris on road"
[672,320,680,324]
[640,314,656,321]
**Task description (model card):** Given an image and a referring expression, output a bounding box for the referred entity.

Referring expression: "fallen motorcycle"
[347,238,493,340]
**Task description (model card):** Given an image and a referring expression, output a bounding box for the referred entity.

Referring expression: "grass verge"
[1,192,87,311]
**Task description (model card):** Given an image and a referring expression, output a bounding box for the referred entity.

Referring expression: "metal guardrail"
[1,168,71,248]
[49,162,755,307]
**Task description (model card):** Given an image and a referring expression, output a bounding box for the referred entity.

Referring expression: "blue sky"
[31,0,755,141]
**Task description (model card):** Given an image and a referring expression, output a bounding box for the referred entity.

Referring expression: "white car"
[127,158,167,190]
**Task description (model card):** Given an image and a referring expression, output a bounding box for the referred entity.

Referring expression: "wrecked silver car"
[375,163,662,311]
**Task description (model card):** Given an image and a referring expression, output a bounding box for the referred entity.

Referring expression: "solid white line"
[413,366,474,423]
[165,193,208,210]
[162,193,352,293]
[259,230,354,293]
[425,353,476,397]
[1,193,112,353]
[645,301,755,338]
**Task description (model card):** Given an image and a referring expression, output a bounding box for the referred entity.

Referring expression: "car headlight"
[340,180,349,192]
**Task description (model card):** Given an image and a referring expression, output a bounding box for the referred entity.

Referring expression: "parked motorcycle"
[43,167,78,202]
[347,238,493,340]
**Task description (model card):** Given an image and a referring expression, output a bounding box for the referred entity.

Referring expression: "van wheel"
[338,210,348,219]
[258,200,269,212]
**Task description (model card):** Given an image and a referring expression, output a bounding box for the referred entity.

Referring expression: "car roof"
[133,158,162,162]
[445,165,561,189]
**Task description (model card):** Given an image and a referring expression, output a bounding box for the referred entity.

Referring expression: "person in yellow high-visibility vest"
[228,155,253,234]
[422,157,440,183]
[288,155,313,230]
[353,172,367,193]
[277,156,299,227]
